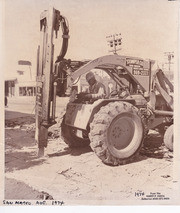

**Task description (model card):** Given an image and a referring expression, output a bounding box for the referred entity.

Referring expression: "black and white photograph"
[0,0,180,207]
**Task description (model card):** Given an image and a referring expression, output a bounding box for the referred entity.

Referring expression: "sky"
[1,0,179,79]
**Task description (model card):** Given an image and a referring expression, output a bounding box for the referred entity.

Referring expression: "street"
[4,97,177,205]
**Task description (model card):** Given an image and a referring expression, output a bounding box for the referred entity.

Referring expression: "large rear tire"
[61,116,90,148]
[89,102,144,165]
[164,125,173,151]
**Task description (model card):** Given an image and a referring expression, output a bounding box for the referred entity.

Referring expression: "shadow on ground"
[48,131,172,165]
[48,145,93,158]
[140,132,170,159]
[5,150,46,173]
[5,122,45,172]
[5,110,35,127]
[5,178,53,200]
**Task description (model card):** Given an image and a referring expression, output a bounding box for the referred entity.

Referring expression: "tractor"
[35,7,173,166]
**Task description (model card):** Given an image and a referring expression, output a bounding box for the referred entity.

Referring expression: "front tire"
[89,102,144,165]
[164,125,173,151]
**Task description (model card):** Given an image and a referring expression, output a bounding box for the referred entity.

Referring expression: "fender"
[65,99,135,130]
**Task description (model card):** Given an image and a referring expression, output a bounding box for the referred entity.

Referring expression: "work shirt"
[89,81,106,99]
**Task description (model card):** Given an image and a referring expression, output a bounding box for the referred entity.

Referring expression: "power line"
[164,52,174,73]
[163,52,174,80]
[106,33,122,54]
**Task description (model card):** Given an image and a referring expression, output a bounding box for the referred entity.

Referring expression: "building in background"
[5,78,17,97]
[5,60,36,97]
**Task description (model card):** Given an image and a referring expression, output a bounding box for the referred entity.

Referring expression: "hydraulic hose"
[56,16,69,62]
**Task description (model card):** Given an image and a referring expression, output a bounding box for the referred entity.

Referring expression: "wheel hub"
[108,116,135,150]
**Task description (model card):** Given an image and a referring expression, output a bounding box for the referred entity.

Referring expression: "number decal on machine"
[132,68,149,76]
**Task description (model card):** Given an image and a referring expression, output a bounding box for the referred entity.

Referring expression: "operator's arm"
[86,84,106,99]
[76,83,106,100]
[88,87,105,99]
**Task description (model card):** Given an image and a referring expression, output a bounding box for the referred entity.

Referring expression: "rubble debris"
[37,191,54,200]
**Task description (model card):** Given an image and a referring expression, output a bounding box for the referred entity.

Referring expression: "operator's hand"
[84,94,92,99]
[76,92,92,100]
[76,93,85,99]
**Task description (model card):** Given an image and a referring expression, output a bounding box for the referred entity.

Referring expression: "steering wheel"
[108,87,129,99]
[108,90,119,98]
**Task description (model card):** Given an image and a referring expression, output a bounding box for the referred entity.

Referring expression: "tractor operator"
[77,72,106,100]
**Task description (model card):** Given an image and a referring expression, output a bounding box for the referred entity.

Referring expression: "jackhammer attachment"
[35,7,69,156]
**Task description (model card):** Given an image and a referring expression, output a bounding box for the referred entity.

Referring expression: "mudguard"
[65,99,135,130]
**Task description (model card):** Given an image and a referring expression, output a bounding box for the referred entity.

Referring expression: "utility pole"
[164,52,174,80]
[106,33,122,54]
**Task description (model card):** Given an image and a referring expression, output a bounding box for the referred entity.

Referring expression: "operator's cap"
[86,72,95,82]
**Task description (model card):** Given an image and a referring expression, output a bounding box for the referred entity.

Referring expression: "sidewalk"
[5,96,70,116]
